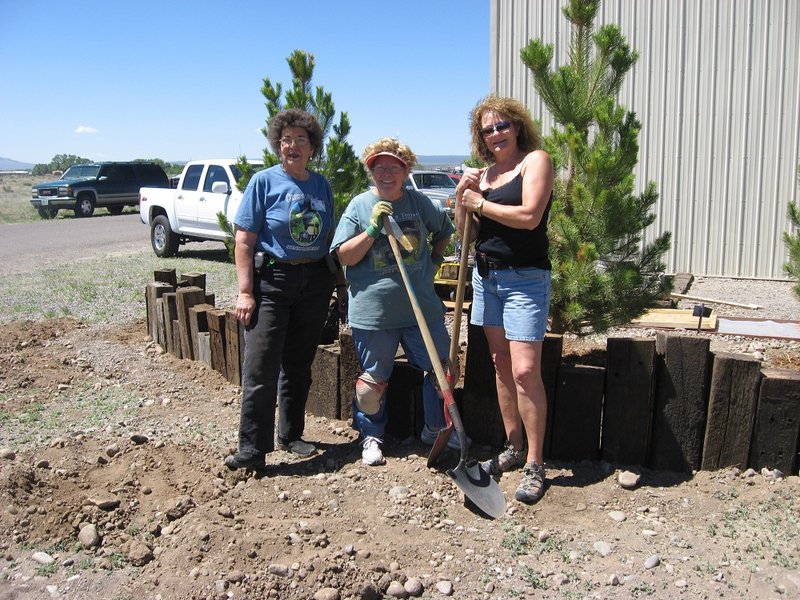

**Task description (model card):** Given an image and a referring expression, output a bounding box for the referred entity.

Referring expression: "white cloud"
[75,125,98,134]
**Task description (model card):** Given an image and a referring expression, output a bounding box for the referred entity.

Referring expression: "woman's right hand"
[456,167,483,196]
[367,200,394,238]
[235,292,256,325]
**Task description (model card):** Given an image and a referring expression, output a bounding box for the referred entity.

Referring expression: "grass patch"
[712,489,799,569]
[2,383,139,451]
[34,563,58,577]
[0,248,238,325]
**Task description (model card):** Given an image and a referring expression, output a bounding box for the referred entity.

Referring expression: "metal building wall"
[490,0,800,279]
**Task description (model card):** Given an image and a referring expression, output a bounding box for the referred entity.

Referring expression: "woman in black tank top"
[454,95,554,505]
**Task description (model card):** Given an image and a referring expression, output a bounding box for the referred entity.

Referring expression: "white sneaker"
[361,436,385,466]
[420,423,471,451]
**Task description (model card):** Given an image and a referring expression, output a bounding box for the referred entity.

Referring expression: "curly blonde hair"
[468,95,540,163]
[362,137,418,170]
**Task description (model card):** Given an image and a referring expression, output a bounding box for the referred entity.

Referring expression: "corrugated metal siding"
[490,0,800,279]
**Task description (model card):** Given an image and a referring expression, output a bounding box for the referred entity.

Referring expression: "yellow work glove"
[366,201,393,239]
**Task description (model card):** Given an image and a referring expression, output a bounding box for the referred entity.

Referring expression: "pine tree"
[783,165,800,299]
[235,50,367,219]
[521,0,671,334]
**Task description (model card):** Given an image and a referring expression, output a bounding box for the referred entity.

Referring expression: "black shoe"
[224,452,266,471]
[276,438,317,457]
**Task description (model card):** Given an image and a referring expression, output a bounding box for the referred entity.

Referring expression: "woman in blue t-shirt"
[224,109,341,471]
[331,137,466,466]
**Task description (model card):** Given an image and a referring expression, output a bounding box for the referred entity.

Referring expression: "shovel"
[426,213,472,467]
[384,215,506,519]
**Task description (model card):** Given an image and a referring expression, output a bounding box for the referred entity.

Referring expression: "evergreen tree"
[521,0,671,334]
[235,50,367,219]
[783,165,800,299]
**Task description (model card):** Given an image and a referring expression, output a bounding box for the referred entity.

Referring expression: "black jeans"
[237,261,334,458]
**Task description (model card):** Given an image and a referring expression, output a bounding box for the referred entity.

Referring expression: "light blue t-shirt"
[331,188,454,330]
[234,164,334,260]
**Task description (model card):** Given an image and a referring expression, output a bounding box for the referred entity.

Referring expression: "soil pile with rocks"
[0,278,798,599]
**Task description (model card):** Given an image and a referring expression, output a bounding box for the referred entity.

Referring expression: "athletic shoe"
[420,423,471,451]
[479,442,526,476]
[276,438,316,457]
[515,461,546,504]
[361,436,385,466]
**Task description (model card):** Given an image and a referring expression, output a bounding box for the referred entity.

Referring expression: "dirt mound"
[0,319,798,599]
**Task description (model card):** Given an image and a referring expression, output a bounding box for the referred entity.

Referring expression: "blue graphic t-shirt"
[234,164,334,260]
[331,188,454,330]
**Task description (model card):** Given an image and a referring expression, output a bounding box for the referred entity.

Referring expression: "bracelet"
[476,198,485,217]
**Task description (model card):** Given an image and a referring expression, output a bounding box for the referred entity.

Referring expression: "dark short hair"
[267,109,324,157]
[469,95,541,163]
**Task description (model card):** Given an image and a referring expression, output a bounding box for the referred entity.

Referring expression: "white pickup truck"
[139,159,261,257]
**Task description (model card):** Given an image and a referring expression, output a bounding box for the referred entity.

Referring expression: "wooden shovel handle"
[448,214,472,366]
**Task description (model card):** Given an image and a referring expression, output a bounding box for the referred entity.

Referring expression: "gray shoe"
[515,462,546,504]
[480,442,525,476]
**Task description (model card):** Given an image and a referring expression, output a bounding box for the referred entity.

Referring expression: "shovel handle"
[448,214,472,365]
[386,234,452,407]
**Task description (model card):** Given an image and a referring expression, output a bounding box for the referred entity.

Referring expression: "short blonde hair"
[362,138,417,171]
[468,95,540,163]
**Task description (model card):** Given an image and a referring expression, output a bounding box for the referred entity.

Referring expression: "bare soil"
[1,316,798,600]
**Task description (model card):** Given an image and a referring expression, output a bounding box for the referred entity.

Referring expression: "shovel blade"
[447,460,506,519]
[426,425,454,468]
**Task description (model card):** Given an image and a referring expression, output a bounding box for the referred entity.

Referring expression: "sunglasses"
[480,121,512,137]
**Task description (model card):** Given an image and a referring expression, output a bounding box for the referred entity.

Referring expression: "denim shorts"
[470,266,551,341]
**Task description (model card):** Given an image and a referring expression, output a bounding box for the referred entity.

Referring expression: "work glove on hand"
[366,201,393,239]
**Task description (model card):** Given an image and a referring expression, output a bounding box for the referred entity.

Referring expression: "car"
[31,162,169,218]
[406,170,457,216]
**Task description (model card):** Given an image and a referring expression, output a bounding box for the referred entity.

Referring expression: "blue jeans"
[237,261,334,458]
[351,321,450,438]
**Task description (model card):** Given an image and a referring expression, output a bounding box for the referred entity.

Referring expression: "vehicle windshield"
[62,165,100,180]
[230,163,263,183]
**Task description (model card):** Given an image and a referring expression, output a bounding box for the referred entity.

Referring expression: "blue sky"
[0,0,490,165]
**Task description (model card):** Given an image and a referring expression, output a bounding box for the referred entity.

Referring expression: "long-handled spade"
[384,216,506,519]
[426,212,473,468]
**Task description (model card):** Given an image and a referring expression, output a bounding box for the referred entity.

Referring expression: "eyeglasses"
[280,136,309,147]
[372,165,405,175]
[480,121,512,137]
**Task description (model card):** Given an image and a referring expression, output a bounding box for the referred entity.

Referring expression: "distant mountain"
[417,155,469,169]
[0,157,35,171]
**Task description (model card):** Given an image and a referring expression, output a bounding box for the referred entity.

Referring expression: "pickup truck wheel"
[75,194,95,218]
[107,206,124,215]
[151,215,179,258]
[37,207,58,219]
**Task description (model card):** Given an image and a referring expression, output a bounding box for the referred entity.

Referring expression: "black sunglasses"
[480,121,512,136]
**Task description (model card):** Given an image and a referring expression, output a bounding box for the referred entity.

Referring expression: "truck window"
[182,165,204,191]
[203,165,230,192]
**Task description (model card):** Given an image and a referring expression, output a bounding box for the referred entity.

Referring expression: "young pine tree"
[783,165,800,299]
[521,0,671,334]
[235,49,367,219]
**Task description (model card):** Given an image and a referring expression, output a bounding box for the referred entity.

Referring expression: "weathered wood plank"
[338,331,360,424]
[196,332,212,368]
[180,272,206,290]
[749,368,800,474]
[175,286,206,360]
[145,282,174,341]
[308,344,341,419]
[188,304,214,364]
[550,365,605,462]
[702,353,762,470]
[225,310,242,386]
[154,268,177,287]
[162,293,179,356]
[602,338,656,466]
[462,326,562,450]
[650,334,711,472]
[155,298,166,350]
[206,309,228,378]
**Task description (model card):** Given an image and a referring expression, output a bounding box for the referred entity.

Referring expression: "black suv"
[31,162,169,218]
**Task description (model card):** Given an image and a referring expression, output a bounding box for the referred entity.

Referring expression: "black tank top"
[476,173,552,269]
